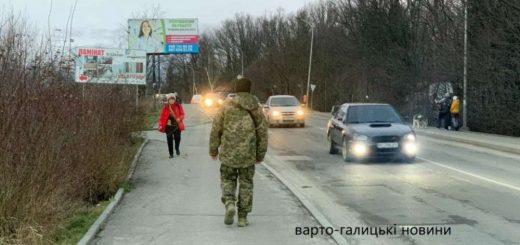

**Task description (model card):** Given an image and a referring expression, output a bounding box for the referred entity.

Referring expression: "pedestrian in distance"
[450,95,461,131]
[436,93,452,130]
[158,93,185,158]
[209,78,268,227]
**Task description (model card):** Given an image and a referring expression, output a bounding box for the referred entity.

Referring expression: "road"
[263,111,520,245]
[98,104,520,245]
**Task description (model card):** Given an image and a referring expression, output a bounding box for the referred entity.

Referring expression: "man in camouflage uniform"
[209,78,268,227]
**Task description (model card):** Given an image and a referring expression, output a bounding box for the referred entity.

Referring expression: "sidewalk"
[415,127,520,155]
[93,108,334,245]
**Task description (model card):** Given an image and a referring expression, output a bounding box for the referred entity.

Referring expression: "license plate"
[377,142,399,149]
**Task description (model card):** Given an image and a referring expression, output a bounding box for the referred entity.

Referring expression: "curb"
[77,138,149,245]
[262,155,349,245]
[416,131,520,155]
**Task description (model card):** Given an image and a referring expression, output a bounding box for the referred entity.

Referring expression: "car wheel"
[341,138,351,162]
[328,133,338,154]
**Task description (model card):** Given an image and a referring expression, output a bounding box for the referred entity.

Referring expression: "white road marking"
[419,157,520,193]
[419,136,520,161]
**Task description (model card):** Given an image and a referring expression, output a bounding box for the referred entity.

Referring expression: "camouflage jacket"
[209,92,268,168]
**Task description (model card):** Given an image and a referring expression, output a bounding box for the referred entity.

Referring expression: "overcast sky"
[2,0,313,48]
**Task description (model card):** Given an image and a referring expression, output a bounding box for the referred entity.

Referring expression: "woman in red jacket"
[158,94,185,158]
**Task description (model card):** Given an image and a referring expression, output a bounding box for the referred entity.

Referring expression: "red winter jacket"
[158,102,185,132]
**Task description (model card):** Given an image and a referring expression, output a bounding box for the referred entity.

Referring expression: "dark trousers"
[437,112,445,128]
[451,113,460,130]
[166,130,181,155]
[437,112,451,129]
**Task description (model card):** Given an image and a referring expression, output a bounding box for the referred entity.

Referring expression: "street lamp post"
[241,48,244,77]
[158,56,162,96]
[306,25,314,108]
[462,0,469,130]
[191,66,196,97]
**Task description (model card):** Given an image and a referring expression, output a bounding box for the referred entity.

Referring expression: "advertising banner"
[74,47,147,85]
[128,18,199,54]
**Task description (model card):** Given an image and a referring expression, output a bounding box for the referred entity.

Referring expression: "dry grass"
[0,13,151,244]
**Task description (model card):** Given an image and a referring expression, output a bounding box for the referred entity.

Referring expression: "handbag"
[166,105,179,133]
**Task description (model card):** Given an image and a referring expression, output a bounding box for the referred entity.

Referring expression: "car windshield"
[270,97,299,107]
[347,105,402,124]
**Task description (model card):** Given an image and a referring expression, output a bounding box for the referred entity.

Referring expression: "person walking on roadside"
[450,95,461,131]
[209,78,268,227]
[436,94,452,130]
[158,93,185,158]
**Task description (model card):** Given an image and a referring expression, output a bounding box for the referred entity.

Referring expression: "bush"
[0,13,149,244]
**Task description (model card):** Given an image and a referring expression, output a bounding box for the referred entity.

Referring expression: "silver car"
[263,95,306,127]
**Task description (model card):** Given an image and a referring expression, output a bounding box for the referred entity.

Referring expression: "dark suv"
[327,103,417,162]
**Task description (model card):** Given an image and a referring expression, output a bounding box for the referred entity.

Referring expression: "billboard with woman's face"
[128,19,199,54]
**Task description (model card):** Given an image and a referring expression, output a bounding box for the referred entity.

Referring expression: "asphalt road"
[264,111,520,245]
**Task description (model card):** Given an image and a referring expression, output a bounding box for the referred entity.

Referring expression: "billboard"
[128,19,199,54]
[74,48,147,85]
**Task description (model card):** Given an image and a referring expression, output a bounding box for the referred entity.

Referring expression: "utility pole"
[306,26,314,108]
[207,52,214,92]
[462,0,468,130]
[205,68,213,92]
[192,66,196,97]
[136,84,139,112]
[152,54,156,109]
[158,55,162,96]
[241,48,244,77]
[190,54,198,96]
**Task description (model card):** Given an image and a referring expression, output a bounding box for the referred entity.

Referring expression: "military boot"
[224,202,235,225]
[237,212,249,227]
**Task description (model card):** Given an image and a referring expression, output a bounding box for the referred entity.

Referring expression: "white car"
[191,94,203,104]
[263,95,306,127]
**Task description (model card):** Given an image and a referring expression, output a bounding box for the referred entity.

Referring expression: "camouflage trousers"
[220,165,255,214]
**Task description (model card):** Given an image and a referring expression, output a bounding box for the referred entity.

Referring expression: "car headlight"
[204,98,213,107]
[352,142,368,156]
[404,133,416,142]
[297,110,305,116]
[403,142,417,156]
[353,134,369,141]
[271,111,281,117]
